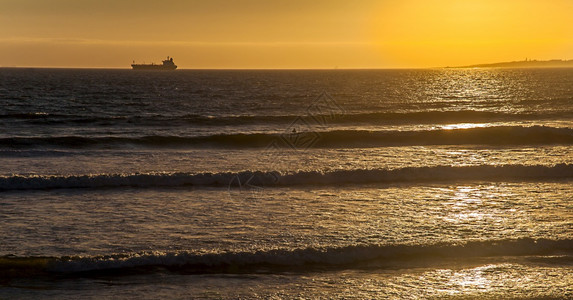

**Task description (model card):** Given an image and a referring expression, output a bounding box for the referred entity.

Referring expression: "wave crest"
[1,164,571,191]
[1,111,570,126]
[1,238,571,277]
[2,126,572,149]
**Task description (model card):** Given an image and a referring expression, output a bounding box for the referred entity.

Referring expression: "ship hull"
[131,56,177,70]
[131,64,177,70]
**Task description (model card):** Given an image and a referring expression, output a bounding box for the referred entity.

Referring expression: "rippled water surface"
[1,68,572,298]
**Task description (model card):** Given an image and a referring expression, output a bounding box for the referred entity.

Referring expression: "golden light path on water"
[441,186,494,225]
[284,261,573,297]
[1,68,571,298]
[440,123,490,130]
[432,265,495,295]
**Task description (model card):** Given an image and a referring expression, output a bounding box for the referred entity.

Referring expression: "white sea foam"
[44,238,573,274]
[1,164,571,191]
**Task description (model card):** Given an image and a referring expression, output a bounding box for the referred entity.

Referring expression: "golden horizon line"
[0,65,436,70]
[4,58,572,70]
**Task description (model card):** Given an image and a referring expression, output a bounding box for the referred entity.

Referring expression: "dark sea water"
[0,68,572,299]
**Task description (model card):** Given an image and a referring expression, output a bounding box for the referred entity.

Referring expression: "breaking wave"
[1,164,571,191]
[1,126,572,149]
[1,238,571,278]
[1,111,571,126]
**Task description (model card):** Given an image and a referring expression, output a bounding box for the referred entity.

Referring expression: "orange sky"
[0,0,571,68]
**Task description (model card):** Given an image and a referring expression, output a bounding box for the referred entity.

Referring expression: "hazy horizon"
[3,57,572,70]
[1,0,572,69]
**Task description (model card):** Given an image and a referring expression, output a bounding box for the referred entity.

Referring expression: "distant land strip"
[448,59,573,68]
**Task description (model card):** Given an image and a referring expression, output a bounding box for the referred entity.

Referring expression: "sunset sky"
[0,0,571,69]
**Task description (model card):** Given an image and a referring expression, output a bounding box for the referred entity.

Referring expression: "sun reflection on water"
[440,123,491,130]
[429,264,502,295]
[406,262,571,298]
[451,265,493,291]
[440,185,507,226]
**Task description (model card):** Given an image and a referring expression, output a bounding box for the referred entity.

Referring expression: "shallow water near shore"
[1,68,572,298]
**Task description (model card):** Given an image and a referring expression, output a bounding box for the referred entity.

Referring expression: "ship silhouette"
[131,56,177,70]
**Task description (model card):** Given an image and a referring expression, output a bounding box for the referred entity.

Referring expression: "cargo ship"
[131,56,177,70]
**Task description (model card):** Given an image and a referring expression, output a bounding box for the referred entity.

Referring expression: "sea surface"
[0,68,572,299]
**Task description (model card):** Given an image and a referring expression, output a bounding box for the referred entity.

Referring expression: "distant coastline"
[448,59,573,68]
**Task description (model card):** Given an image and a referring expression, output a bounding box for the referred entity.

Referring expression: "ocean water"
[0,68,572,299]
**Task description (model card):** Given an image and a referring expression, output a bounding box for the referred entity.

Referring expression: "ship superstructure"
[131,57,177,70]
